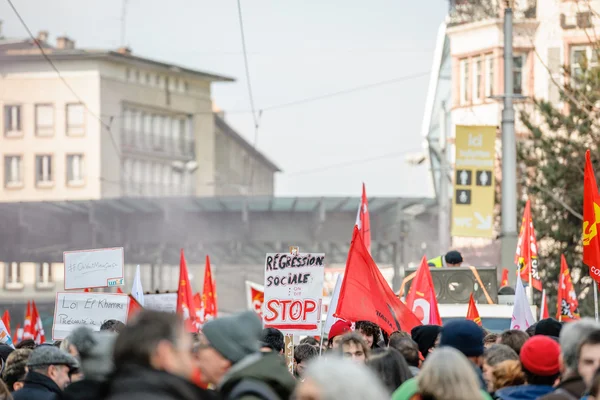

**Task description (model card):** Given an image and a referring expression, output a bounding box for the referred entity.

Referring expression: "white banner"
[144,293,177,313]
[263,253,325,335]
[63,247,125,290]
[52,292,129,340]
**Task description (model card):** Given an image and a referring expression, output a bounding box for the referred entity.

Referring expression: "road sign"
[451,125,496,238]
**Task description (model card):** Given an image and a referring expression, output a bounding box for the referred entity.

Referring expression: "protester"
[99,320,125,334]
[575,329,600,390]
[294,344,318,380]
[0,346,14,377]
[482,344,519,393]
[410,325,442,359]
[491,360,526,393]
[326,320,352,350]
[355,321,380,349]
[495,335,561,400]
[339,333,369,363]
[388,337,420,376]
[59,337,82,383]
[294,357,389,400]
[534,318,562,338]
[539,318,600,400]
[198,311,295,399]
[497,330,529,355]
[484,333,499,349]
[259,328,284,354]
[589,368,600,400]
[13,346,79,400]
[105,311,216,400]
[299,337,318,347]
[2,349,32,392]
[439,319,487,390]
[366,348,412,394]
[14,341,35,351]
[525,324,537,337]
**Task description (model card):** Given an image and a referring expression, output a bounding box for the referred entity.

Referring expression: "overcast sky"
[0,0,448,197]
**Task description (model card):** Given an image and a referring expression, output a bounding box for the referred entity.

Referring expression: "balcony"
[121,131,195,159]
[448,0,537,27]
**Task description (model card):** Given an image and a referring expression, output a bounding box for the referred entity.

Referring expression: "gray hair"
[560,318,600,371]
[418,347,481,400]
[298,356,389,400]
[484,344,519,367]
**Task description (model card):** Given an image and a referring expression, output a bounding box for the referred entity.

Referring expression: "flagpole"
[594,282,599,322]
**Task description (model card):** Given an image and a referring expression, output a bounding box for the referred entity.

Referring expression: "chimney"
[56,36,75,50]
[37,31,49,43]
[117,47,132,55]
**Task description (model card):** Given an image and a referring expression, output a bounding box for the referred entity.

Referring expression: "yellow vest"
[427,256,444,268]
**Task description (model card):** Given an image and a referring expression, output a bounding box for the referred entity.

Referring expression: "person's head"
[26,346,79,390]
[439,319,485,366]
[0,345,14,379]
[525,323,537,337]
[484,333,498,348]
[388,337,420,368]
[519,335,561,386]
[339,333,370,364]
[14,340,35,351]
[411,325,442,358]
[416,347,482,400]
[299,336,319,347]
[197,311,262,386]
[99,320,125,334]
[294,344,318,378]
[2,349,32,391]
[68,327,116,381]
[260,328,284,354]
[366,348,412,394]
[482,344,519,392]
[559,318,600,376]
[113,311,193,381]
[294,357,389,400]
[355,321,379,349]
[444,250,463,267]
[327,320,352,350]
[498,329,529,355]
[577,329,600,387]
[389,331,410,341]
[59,337,79,358]
[492,360,526,392]
[534,318,562,338]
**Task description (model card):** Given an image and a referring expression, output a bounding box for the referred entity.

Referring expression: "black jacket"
[63,380,106,400]
[12,371,63,400]
[105,365,219,400]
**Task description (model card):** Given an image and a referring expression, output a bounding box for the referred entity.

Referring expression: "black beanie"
[411,325,442,358]
[534,318,562,338]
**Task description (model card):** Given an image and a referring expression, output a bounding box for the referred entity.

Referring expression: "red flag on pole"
[127,295,143,322]
[23,301,32,340]
[405,256,442,326]
[201,255,218,322]
[2,311,11,335]
[31,301,45,344]
[540,289,549,320]
[583,150,600,282]
[500,268,509,287]
[515,199,542,291]
[466,293,482,326]
[177,249,199,332]
[334,226,421,335]
[355,183,371,254]
[557,255,580,321]
[116,288,124,294]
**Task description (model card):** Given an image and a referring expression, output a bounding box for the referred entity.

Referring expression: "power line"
[236,0,259,131]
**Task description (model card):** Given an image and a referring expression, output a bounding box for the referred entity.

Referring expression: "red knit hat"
[520,335,561,376]
[328,320,352,340]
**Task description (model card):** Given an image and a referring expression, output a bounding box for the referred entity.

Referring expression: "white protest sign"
[263,253,325,335]
[144,293,177,313]
[63,247,125,290]
[52,292,129,340]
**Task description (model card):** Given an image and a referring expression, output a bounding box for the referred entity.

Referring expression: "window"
[163,165,171,194]
[472,57,482,103]
[172,117,182,153]
[66,154,85,186]
[35,155,53,186]
[66,103,85,136]
[513,54,525,95]
[145,73,151,84]
[4,105,22,136]
[485,54,494,97]
[36,262,54,289]
[5,262,23,289]
[460,59,469,105]
[178,79,185,93]
[35,104,54,136]
[571,45,599,81]
[135,70,140,82]
[152,115,162,149]
[126,68,131,81]
[158,75,165,89]
[4,155,23,188]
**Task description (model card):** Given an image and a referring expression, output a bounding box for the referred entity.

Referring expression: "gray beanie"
[27,346,79,372]
[67,327,116,381]
[202,311,262,363]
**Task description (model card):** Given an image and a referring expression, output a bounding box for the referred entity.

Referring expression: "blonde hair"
[417,347,482,400]
[492,360,525,391]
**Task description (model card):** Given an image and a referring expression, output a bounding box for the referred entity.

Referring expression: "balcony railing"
[121,131,195,159]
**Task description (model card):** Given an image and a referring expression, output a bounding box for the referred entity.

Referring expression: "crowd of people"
[0,311,599,400]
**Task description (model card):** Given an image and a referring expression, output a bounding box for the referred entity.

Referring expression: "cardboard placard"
[63,247,125,290]
[52,292,129,340]
[144,293,177,313]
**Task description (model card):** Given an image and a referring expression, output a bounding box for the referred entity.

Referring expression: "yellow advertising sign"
[451,125,496,238]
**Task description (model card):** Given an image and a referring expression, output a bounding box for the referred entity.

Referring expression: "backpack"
[228,379,281,400]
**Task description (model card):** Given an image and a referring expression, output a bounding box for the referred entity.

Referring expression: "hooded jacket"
[12,371,63,400]
[219,352,295,400]
[495,385,555,400]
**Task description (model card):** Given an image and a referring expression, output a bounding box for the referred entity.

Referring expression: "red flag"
[557,255,581,321]
[31,301,45,344]
[515,200,542,291]
[127,294,143,322]
[540,289,549,320]
[116,288,124,294]
[500,268,509,287]
[246,281,264,317]
[405,257,442,326]
[466,294,482,326]
[14,323,21,343]
[355,183,371,254]
[23,301,32,340]
[2,311,11,335]
[583,150,600,282]
[201,256,218,322]
[334,226,421,335]
[177,249,199,332]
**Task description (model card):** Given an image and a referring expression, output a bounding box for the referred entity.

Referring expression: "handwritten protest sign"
[52,292,129,340]
[144,293,177,313]
[263,253,325,335]
[63,248,124,290]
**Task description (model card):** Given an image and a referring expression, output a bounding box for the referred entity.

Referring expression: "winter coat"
[63,379,106,400]
[219,352,295,400]
[104,365,219,400]
[538,375,587,400]
[12,371,63,400]
[495,384,555,400]
[391,377,493,400]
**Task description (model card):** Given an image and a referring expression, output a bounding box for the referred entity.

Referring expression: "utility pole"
[500,2,519,287]
[438,101,450,255]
